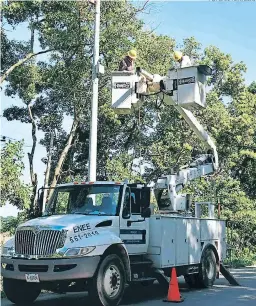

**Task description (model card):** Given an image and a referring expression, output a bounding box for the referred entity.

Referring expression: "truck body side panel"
[148,215,226,269]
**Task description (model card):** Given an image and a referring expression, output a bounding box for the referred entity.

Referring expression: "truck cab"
[1,181,154,306]
[1,180,226,306]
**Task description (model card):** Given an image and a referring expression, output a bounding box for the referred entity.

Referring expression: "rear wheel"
[3,278,41,304]
[88,254,126,306]
[185,248,217,289]
[198,248,217,288]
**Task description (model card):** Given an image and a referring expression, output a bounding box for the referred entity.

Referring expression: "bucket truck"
[1,64,227,306]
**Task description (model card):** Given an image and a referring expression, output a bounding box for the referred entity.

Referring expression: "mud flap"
[220,264,240,286]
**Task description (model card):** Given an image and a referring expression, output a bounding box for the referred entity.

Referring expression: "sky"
[1,1,255,217]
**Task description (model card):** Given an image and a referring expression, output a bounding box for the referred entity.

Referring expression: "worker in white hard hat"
[173,51,192,68]
[119,49,137,72]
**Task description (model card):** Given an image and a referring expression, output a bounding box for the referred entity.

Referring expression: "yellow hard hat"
[128,49,137,60]
[173,50,183,61]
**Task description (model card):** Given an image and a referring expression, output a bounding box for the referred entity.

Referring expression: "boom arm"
[174,105,219,170]
[136,69,219,212]
[154,154,215,212]
[136,68,219,171]
[111,67,219,212]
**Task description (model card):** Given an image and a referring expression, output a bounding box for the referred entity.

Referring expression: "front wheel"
[3,278,41,304]
[88,254,126,306]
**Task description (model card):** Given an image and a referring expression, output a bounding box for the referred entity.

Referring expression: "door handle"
[127,218,145,227]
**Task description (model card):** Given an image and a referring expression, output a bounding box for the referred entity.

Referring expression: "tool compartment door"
[175,218,188,265]
[160,218,176,267]
[187,219,201,264]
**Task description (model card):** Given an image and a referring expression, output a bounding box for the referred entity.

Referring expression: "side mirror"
[122,207,130,219]
[141,207,151,219]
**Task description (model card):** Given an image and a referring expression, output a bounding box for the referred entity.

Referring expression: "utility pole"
[88,0,101,181]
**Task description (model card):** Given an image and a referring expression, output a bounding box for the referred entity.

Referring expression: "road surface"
[1,267,256,306]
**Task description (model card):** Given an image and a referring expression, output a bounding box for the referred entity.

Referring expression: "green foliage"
[248,81,256,94]
[0,216,19,235]
[224,248,256,268]
[106,153,144,182]
[0,141,31,209]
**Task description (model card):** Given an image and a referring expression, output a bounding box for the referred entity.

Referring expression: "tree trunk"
[48,119,79,200]
[0,49,54,84]
[27,23,38,218]
[42,130,54,210]
[27,104,38,217]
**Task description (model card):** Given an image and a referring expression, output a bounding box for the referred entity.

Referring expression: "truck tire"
[198,248,217,288]
[88,254,126,306]
[3,278,41,304]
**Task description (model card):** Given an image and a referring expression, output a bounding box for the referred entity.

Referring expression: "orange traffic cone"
[163,268,184,303]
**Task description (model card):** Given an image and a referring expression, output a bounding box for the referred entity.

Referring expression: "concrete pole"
[88,0,101,181]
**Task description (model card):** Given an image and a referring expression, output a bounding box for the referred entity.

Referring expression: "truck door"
[120,186,150,255]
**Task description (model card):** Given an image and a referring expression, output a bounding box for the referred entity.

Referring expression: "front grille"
[15,229,62,256]
[19,265,48,272]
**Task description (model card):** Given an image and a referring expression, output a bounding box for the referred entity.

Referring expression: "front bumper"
[1,256,100,281]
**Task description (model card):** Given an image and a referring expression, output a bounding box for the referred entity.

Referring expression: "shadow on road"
[31,283,172,306]
[1,268,255,306]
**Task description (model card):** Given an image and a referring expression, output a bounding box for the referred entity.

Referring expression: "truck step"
[131,277,156,283]
[130,260,153,266]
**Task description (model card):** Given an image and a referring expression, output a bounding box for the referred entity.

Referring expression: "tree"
[0,141,31,209]
[0,216,19,235]
[248,81,256,94]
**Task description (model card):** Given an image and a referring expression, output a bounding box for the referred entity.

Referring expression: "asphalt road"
[1,267,256,306]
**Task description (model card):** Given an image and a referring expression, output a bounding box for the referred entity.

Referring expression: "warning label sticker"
[178,77,196,85]
[114,82,131,89]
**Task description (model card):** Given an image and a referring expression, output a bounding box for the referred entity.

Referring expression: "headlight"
[1,246,14,257]
[64,246,95,257]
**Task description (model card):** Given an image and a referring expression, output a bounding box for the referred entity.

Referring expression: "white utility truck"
[1,64,227,306]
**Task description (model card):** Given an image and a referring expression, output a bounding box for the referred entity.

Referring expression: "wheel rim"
[206,257,214,279]
[103,264,121,298]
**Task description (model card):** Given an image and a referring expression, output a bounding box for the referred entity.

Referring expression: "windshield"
[44,184,123,216]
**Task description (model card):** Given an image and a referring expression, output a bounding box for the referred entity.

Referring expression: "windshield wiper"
[87,211,107,215]
[71,211,107,215]
[71,212,91,215]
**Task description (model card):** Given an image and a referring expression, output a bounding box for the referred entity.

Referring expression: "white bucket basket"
[164,65,212,109]
[111,71,141,114]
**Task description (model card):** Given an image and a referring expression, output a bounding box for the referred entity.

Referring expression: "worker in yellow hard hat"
[173,50,192,68]
[119,49,137,72]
